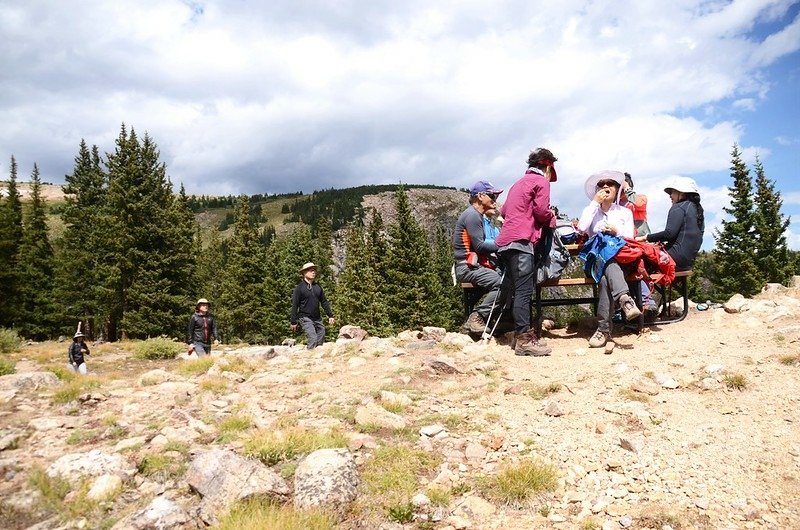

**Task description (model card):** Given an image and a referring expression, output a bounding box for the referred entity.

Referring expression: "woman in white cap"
[290,262,335,349]
[68,331,90,374]
[636,176,704,271]
[576,170,641,349]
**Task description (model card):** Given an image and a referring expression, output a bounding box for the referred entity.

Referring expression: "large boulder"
[0,371,59,392]
[294,448,359,510]
[47,449,136,485]
[185,448,289,525]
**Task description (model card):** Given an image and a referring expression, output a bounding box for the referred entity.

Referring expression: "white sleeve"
[577,202,601,234]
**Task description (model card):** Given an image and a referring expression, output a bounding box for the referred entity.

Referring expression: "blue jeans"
[193,342,211,357]
[299,317,326,349]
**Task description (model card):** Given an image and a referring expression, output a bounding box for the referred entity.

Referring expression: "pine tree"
[0,156,24,327]
[432,224,463,330]
[384,188,447,332]
[218,195,267,342]
[56,141,107,338]
[104,126,192,339]
[195,227,225,305]
[752,157,791,286]
[713,145,762,299]
[16,164,57,338]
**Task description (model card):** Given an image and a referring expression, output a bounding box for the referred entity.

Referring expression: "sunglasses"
[482,192,499,201]
[596,180,619,188]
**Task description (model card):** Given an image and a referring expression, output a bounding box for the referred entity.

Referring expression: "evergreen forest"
[0,129,797,344]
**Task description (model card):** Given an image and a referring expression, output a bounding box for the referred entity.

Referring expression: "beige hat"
[300,262,317,273]
[73,331,85,339]
[196,298,210,308]
[584,170,626,201]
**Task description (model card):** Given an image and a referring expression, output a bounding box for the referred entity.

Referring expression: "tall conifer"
[218,195,266,342]
[384,188,447,331]
[713,145,762,299]
[57,141,107,338]
[0,156,24,327]
[752,157,791,285]
[433,225,463,330]
[17,164,57,338]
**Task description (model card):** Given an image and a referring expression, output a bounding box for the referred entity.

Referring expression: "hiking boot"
[619,294,641,321]
[514,330,552,357]
[588,330,611,348]
[465,312,486,334]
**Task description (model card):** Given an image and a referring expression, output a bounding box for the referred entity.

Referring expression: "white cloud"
[0,0,798,215]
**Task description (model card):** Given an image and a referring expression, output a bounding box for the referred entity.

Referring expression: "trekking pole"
[480,270,505,344]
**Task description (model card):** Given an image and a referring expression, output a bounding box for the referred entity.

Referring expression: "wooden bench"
[461,243,693,334]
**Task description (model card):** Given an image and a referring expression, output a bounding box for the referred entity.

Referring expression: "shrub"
[0,358,15,376]
[0,328,22,354]
[723,373,747,391]
[28,465,70,511]
[134,338,183,360]
[481,459,558,506]
[46,365,77,381]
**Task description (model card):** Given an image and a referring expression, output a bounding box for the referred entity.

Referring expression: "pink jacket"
[496,169,555,247]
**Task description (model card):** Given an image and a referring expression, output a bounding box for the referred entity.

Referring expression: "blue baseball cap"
[470,180,504,197]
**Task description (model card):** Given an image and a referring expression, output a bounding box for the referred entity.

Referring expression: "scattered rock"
[186,448,289,525]
[407,340,439,351]
[138,369,175,386]
[294,448,359,510]
[338,325,368,341]
[420,424,445,437]
[544,400,564,417]
[47,450,136,484]
[112,495,193,530]
[87,474,122,501]
[421,326,447,342]
[0,371,59,392]
[426,357,464,374]
[630,377,660,396]
[354,403,407,430]
[724,294,750,313]
[380,390,413,407]
[619,436,644,454]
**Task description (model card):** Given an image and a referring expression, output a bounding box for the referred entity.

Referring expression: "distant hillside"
[4,182,470,246]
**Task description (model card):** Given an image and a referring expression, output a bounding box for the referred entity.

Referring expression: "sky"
[1,0,799,250]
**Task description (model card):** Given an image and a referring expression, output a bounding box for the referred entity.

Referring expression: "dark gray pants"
[597,261,630,333]
[299,316,325,349]
[455,264,502,320]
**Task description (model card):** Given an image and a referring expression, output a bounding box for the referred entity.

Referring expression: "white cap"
[663,176,699,195]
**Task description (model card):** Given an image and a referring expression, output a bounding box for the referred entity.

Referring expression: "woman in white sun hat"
[636,176,704,271]
[576,170,641,350]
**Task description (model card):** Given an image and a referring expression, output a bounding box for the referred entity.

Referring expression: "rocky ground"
[1,284,799,530]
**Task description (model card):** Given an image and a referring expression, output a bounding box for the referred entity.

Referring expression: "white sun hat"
[663,176,699,195]
[584,170,626,201]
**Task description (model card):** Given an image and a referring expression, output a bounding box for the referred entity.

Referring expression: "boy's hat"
[300,262,317,273]
[73,331,85,339]
[196,298,210,308]
[469,180,504,198]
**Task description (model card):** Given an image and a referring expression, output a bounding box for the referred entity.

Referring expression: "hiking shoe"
[619,294,641,321]
[514,331,552,357]
[588,330,610,348]
[465,312,486,334]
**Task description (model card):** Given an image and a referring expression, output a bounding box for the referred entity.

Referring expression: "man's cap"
[469,180,504,197]
[74,331,85,339]
[196,298,210,307]
[663,176,699,195]
[528,147,558,182]
[300,262,317,273]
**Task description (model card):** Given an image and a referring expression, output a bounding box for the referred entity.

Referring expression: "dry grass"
[216,414,254,443]
[480,459,558,507]
[51,375,104,404]
[358,445,439,522]
[243,427,348,466]
[723,372,747,391]
[619,388,650,403]
[216,497,336,530]
[527,382,562,400]
[175,357,215,376]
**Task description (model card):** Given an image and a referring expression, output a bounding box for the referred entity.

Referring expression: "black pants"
[496,249,536,334]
